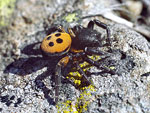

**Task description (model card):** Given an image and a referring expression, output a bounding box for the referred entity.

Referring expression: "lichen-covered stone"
[1,0,150,113]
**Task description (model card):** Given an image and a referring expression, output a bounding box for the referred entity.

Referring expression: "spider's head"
[41,32,72,57]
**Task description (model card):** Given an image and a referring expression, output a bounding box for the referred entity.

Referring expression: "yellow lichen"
[67,61,91,86]
[63,13,78,23]
[109,66,115,70]
[75,85,96,113]
[57,85,96,113]
[0,0,16,26]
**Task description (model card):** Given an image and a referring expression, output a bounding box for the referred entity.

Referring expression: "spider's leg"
[87,20,94,29]
[93,19,111,46]
[55,64,61,103]
[84,56,115,75]
[55,56,70,103]
[75,61,92,85]
[85,47,112,58]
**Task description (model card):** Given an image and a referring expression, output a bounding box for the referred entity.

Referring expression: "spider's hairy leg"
[93,19,111,46]
[84,47,112,58]
[84,56,115,75]
[75,61,92,85]
[55,56,70,103]
[55,65,61,104]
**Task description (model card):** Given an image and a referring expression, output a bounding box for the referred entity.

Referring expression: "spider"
[39,19,115,104]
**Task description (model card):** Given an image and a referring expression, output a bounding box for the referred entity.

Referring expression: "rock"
[1,0,150,113]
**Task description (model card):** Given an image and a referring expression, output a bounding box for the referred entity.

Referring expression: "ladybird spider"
[39,19,115,104]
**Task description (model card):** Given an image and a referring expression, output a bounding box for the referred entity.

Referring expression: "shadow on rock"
[4,42,47,75]
[4,42,59,105]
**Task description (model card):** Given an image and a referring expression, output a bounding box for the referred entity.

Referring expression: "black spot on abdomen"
[56,38,63,43]
[49,42,54,46]
[47,36,51,40]
[55,33,61,37]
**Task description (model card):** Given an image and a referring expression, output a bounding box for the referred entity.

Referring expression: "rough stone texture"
[0,0,150,113]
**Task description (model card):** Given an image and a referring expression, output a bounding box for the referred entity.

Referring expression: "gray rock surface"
[0,0,150,113]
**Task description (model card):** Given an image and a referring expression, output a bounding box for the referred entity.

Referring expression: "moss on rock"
[0,0,16,27]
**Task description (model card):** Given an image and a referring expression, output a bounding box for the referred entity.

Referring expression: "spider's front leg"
[55,56,70,103]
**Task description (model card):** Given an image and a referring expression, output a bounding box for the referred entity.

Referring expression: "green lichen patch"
[63,13,78,23]
[0,0,16,26]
